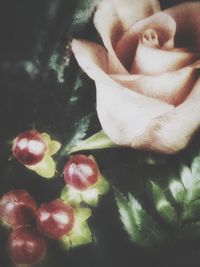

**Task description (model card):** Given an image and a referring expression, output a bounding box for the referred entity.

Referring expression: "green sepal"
[68,130,118,153]
[94,175,109,195]
[151,182,178,226]
[27,154,56,178]
[59,235,71,251]
[60,186,99,206]
[60,175,109,207]
[75,207,92,221]
[41,133,61,155]
[48,140,61,155]
[41,133,51,143]
[61,186,99,207]
[59,221,93,250]
[60,186,82,206]
[59,205,93,251]
[70,221,93,248]
[81,188,99,206]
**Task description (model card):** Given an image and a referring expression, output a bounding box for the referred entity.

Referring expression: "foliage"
[115,152,200,247]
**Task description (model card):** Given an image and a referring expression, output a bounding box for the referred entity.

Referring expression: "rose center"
[142,29,159,48]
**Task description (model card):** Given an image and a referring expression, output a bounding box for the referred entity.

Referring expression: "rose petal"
[111,64,198,105]
[72,39,174,146]
[95,80,173,145]
[71,39,109,81]
[131,41,199,75]
[116,12,176,69]
[93,0,160,73]
[165,2,200,51]
[131,77,200,154]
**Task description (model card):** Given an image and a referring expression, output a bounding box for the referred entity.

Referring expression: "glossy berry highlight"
[12,130,47,166]
[37,199,74,239]
[7,226,46,265]
[0,189,37,228]
[63,154,99,191]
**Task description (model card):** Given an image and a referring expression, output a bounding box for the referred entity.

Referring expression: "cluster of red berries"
[12,130,107,195]
[0,190,75,265]
[2,130,108,265]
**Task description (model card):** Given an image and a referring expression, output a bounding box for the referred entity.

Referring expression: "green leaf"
[115,189,168,247]
[180,164,193,191]
[128,194,168,247]
[65,115,91,153]
[151,182,178,225]
[187,180,200,203]
[115,189,139,243]
[49,51,70,83]
[27,155,56,178]
[191,157,200,180]
[68,130,117,153]
[71,0,100,27]
[168,178,186,204]
[183,157,200,202]
[68,72,84,105]
[182,199,200,222]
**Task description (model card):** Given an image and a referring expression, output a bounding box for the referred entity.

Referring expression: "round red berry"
[0,189,37,228]
[63,154,99,191]
[37,199,74,239]
[7,226,46,265]
[12,130,47,166]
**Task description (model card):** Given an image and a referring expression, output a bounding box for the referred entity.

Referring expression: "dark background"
[0,0,200,266]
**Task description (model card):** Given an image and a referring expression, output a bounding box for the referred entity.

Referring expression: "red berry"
[37,199,74,239]
[0,190,37,228]
[12,130,47,166]
[63,154,99,191]
[7,226,46,265]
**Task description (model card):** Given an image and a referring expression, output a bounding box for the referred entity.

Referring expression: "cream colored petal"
[96,81,174,146]
[131,41,199,75]
[131,77,200,154]
[72,39,174,146]
[112,0,160,30]
[165,2,200,51]
[71,39,109,81]
[93,0,160,73]
[115,12,176,68]
[111,64,198,106]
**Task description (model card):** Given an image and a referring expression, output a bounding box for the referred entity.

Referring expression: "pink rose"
[72,0,200,154]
